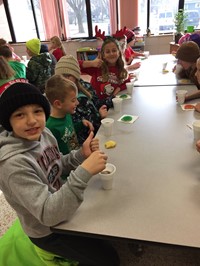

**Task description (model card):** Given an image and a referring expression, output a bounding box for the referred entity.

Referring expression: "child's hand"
[113,87,121,96]
[195,103,200,113]
[90,137,99,152]
[99,105,108,118]
[129,73,136,80]
[82,131,97,157]
[131,62,141,70]
[196,140,200,153]
[93,57,103,68]
[82,119,94,132]
[81,150,107,175]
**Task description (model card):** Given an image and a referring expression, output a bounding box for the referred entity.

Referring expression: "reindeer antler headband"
[95,25,106,40]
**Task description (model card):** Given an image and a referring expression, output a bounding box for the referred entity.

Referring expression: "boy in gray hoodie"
[0,82,119,266]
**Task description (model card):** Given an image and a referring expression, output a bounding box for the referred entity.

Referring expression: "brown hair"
[61,73,91,99]
[0,46,12,59]
[45,74,77,104]
[100,37,128,83]
[0,56,15,79]
[50,36,66,56]
[0,38,7,47]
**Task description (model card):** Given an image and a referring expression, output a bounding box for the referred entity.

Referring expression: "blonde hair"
[50,36,66,56]
[61,73,91,99]
[0,56,15,79]
[100,37,128,83]
[45,74,77,105]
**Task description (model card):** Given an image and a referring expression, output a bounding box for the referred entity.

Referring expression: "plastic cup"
[176,90,187,104]
[162,62,167,70]
[126,82,134,95]
[99,163,116,190]
[101,118,114,136]
[112,98,122,113]
[193,120,200,140]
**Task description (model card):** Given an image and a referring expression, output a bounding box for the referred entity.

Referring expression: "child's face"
[178,59,192,70]
[103,42,120,66]
[195,58,200,83]
[59,90,79,115]
[10,104,46,141]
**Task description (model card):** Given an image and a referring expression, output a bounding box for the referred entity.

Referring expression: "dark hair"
[0,46,12,58]
[40,44,49,53]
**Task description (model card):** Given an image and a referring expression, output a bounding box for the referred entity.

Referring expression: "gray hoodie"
[0,127,92,238]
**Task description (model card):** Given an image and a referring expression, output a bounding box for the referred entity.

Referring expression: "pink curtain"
[40,0,67,40]
[109,0,118,35]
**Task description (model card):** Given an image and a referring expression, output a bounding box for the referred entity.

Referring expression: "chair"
[0,218,78,266]
[34,244,79,266]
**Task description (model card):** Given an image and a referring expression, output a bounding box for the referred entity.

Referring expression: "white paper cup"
[99,163,116,190]
[22,55,27,61]
[112,98,122,112]
[144,51,149,58]
[193,120,200,140]
[126,82,134,95]
[134,70,140,80]
[101,118,114,136]
[162,62,167,70]
[176,90,187,104]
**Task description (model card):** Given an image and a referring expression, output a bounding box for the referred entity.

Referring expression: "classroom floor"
[1,192,200,266]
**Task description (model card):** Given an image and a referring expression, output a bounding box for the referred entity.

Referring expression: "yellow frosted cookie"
[105,140,117,149]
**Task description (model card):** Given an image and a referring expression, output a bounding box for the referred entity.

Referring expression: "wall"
[12,35,174,59]
[119,0,138,29]
[12,39,98,59]
[144,34,174,54]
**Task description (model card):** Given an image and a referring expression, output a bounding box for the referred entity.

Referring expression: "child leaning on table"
[79,36,132,100]
[0,82,120,266]
[45,74,94,157]
[112,27,141,71]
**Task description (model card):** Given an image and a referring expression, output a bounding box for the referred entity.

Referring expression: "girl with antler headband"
[79,34,133,100]
[113,27,144,71]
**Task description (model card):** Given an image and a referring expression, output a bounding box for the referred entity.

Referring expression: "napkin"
[118,114,139,124]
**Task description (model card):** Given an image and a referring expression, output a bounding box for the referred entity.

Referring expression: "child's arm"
[80,57,103,68]
[82,119,94,132]
[99,105,108,118]
[81,150,107,175]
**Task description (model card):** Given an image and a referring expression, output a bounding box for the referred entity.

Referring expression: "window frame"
[2,0,118,43]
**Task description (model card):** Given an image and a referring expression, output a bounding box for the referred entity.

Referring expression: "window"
[2,0,111,42]
[184,0,200,30]
[0,0,11,41]
[138,0,200,35]
[66,0,111,38]
[151,1,179,34]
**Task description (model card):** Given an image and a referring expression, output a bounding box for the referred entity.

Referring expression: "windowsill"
[145,33,174,37]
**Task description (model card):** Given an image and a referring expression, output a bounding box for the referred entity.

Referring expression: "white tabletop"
[133,54,193,87]
[53,85,200,248]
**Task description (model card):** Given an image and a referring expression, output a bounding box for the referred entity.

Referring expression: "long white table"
[53,85,200,248]
[133,54,193,87]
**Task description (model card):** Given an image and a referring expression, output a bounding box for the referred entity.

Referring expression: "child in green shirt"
[45,74,94,157]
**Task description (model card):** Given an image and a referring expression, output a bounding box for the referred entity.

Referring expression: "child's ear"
[53,99,62,108]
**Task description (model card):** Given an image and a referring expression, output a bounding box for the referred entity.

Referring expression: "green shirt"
[46,114,80,156]
[8,61,26,79]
